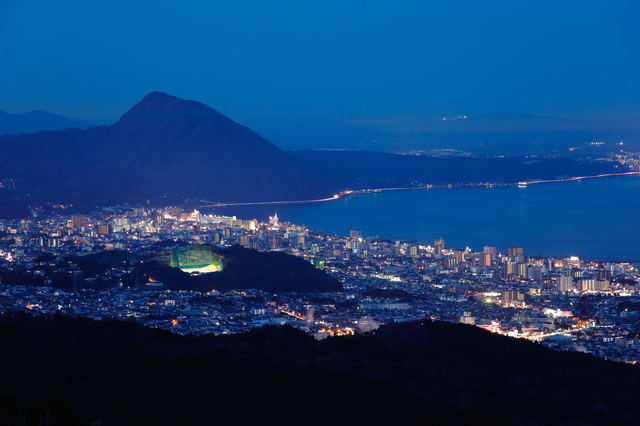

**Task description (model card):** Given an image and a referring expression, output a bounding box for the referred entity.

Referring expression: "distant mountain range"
[0,92,625,216]
[0,109,116,136]
[244,113,640,155]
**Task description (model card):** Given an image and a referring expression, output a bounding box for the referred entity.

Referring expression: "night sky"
[1,1,638,122]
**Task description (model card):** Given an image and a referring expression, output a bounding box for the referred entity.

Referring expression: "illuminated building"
[268,236,281,249]
[350,229,362,238]
[434,238,445,255]
[269,212,279,226]
[72,215,88,227]
[483,245,497,256]
[508,246,523,257]
[171,245,223,273]
[482,253,492,267]
[557,275,573,293]
[528,265,543,281]
[517,263,528,279]
[308,258,326,270]
[460,312,475,325]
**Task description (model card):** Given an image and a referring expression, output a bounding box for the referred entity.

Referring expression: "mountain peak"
[118,91,226,124]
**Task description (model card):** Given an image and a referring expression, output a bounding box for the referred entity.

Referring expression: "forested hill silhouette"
[129,244,343,293]
[0,92,331,209]
[1,314,639,425]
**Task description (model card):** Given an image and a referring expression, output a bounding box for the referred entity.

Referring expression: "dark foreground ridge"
[1,314,639,425]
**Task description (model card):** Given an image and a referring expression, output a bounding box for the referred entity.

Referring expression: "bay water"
[202,175,640,261]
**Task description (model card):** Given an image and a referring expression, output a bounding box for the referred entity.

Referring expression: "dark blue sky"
[1,1,638,122]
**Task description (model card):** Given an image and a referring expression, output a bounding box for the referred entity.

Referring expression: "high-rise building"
[350,229,362,238]
[270,236,280,249]
[434,238,445,255]
[528,265,542,281]
[483,245,497,256]
[72,215,88,228]
[556,275,573,292]
[508,246,523,257]
[482,253,492,267]
[502,290,518,304]
[517,263,528,279]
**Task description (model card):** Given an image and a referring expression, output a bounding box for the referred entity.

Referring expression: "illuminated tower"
[269,212,279,226]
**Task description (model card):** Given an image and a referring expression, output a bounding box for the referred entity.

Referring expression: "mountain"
[0,92,332,209]
[0,92,627,218]
[0,109,94,136]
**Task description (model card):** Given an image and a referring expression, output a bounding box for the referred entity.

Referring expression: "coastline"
[517,171,640,186]
[199,170,640,209]
[198,173,640,262]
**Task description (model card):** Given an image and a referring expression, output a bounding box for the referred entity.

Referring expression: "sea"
[201,175,640,261]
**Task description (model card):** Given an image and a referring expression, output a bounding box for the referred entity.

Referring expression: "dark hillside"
[0,314,638,425]
[133,245,343,293]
